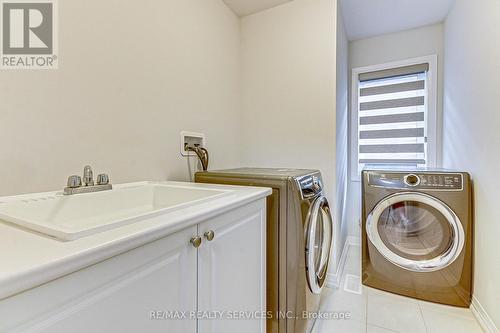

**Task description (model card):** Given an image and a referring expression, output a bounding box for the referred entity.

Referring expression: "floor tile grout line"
[417,301,431,333]
[368,323,401,333]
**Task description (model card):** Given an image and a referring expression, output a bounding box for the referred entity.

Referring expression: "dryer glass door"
[305,196,333,294]
[366,192,465,272]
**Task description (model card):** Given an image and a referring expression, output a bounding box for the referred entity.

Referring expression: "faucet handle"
[96,174,109,185]
[83,165,94,186]
[67,175,82,188]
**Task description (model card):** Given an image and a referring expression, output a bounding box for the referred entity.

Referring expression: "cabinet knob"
[190,236,202,248]
[204,230,215,241]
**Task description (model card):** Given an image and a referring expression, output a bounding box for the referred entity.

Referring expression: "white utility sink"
[0,182,229,241]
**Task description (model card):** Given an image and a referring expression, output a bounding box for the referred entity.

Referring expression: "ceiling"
[223,0,293,17]
[340,0,456,41]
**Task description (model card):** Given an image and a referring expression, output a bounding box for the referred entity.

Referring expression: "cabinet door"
[198,200,266,333]
[0,226,198,333]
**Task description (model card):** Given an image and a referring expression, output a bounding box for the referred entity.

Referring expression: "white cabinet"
[0,226,198,333]
[0,200,266,333]
[198,204,266,333]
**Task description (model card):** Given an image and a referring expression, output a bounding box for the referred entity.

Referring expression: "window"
[351,56,438,180]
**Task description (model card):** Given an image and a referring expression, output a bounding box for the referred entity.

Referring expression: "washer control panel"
[367,172,463,190]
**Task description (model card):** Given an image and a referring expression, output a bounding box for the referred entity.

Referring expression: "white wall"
[0,0,242,196]
[240,0,337,266]
[443,0,500,328]
[335,6,349,268]
[1,0,341,281]
[347,23,445,237]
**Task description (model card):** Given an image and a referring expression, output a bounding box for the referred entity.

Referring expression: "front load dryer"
[362,169,473,307]
[196,168,334,333]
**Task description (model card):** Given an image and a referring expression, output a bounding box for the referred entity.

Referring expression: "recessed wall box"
[180,131,206,157]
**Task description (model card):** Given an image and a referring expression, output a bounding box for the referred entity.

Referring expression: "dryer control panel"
[298,174,323,198]
[367,172,464,191]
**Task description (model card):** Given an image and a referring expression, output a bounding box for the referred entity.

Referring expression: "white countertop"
[0,181,271,301]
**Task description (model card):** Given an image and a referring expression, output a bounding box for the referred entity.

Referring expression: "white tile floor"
[312,244,484,333]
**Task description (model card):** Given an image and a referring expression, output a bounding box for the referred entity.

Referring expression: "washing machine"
[196,168,334,333]
[362,169,473,307]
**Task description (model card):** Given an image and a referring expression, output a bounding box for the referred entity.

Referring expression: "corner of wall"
[334,0,350,272]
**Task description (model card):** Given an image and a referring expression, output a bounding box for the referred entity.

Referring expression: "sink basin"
[0,182,229,241]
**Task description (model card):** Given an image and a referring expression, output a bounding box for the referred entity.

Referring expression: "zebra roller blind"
[357,63,429,169]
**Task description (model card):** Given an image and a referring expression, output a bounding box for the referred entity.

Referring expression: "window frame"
[350,55,439,182]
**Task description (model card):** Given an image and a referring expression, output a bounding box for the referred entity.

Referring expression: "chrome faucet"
[83,165,94,186]
[64,165,112,195]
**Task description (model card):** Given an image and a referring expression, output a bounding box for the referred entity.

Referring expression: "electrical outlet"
[180,131,205,157]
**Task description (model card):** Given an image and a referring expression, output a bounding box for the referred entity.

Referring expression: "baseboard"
[326,237,359,288]
[470,296,499,333]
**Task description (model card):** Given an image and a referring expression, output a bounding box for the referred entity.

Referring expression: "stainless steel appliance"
[362,169,473,307]
[195,168,334,333]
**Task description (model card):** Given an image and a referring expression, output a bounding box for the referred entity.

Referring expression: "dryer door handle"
[305,196,333,294]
